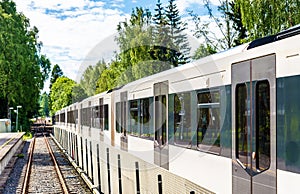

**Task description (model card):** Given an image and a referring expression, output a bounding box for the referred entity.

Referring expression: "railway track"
[21,134,91,194]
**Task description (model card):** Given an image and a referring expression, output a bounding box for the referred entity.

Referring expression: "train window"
[255,81,270,171]
[236,84,248,167]
[129,100,139,136]
[140,98,152,139]
[100,105,104,130]
[104,104,109,130]
[155,96,167,145]
[60,113,65,123]
[128,98,152,138]
[74,110,78,125]
[174,93,191,147]
[116,102,122,133]
[197,90,221,153]
[55,114,59,123]
[92,106,100,128]
[81,107,91,127]
[121,101,127,136]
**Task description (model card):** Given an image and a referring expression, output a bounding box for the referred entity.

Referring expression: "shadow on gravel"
[3,141,30,193]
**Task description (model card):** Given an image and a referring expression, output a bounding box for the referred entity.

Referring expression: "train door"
[120,91,128,151]
[154,81,169,170]
[232,54,276,194]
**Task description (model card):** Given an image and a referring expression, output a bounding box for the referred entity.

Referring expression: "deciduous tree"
[50,77,76,115]
[0,0,50,127]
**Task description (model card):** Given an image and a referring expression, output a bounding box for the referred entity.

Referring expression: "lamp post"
[9,107,13,120]
[16,105,22,132]
[9,107,14,131]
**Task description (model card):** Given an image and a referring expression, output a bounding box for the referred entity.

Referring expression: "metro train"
[54,26,300,194]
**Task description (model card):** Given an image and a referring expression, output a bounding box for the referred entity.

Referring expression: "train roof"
[247,24,300,49]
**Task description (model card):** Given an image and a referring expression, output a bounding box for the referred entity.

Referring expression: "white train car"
[54,26,300,194]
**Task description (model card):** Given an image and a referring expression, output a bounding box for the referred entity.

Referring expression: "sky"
[13,0,220,93]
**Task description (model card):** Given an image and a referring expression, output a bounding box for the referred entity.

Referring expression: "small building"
[0,119,11,133]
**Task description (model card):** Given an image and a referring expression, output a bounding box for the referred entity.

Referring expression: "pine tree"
[152,0,173,67]
[165,0,190,66]
[50,64,63,89]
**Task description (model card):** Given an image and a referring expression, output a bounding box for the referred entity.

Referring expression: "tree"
[189,0,237,52]
[72,84,88,103]
[96,60,121,93]
[116,7,155,83]
[236,0,300,41]
[152,0,172,64]
[192,44,217,60]
[39,92,49,117]
[0,0,50,128]
[80,59,107,96]
[50,77,76,115]
[225,1,247,46]
[49,64,63,115]
[165,0,190,66]
[50,64,63,89]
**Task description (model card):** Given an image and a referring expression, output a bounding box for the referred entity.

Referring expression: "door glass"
[255,80,270,171]
[154,95,167,146]
[236,84,248,167]
[155,96,160,146]
[161,95,167,145]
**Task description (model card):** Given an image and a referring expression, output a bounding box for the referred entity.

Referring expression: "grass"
[22,131,33,140]
[16,153,24,158]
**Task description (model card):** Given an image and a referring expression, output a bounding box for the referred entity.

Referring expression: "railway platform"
[0,132,25,190]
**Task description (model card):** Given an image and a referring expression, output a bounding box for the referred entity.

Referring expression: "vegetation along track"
[21,135,91,193]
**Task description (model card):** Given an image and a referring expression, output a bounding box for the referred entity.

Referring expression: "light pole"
[16,105,22,132]
[9,107,13,120]
[9,107,14,131]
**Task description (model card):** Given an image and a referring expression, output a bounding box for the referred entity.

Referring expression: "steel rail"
[21,136,36,194]
[43,135,69,194]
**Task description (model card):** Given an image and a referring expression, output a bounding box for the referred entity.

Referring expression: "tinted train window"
[197,90,221,153]
[116,102,121,133]
[67,111,75,124]
[155,96,167,145]
[128,98,152,138]
[92,106,100,128]
[236,84,248,167]
[74,110,78,125]
[140,98,152,138]
[60,113,65,123]
[81,107,91,127]
[174,93,191,147]
[104,104,109,130]
[100,105,104,130]
[255,81,270,171]
[129,100,139,136]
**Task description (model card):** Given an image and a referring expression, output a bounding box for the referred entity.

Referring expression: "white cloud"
[14,0,127,92]
[13,0,219,93]
[175,0,221,15]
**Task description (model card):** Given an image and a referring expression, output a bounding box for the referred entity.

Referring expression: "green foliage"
[96,60,121,93]
[190,0,239,52]
[236,0,300,41]
[50,77,76,115]
[72,84,88,102]
[165,0,190,65]
[80,59,107,96]
[192,44,217,60]
[99,1,191,92]
[116,7,154,84]
[22,131,33,140]
[0,0,50,124]
[225,1,247,46]
[39,92,49,117]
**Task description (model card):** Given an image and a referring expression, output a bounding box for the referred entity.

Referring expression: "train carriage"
[54,26,300,194]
